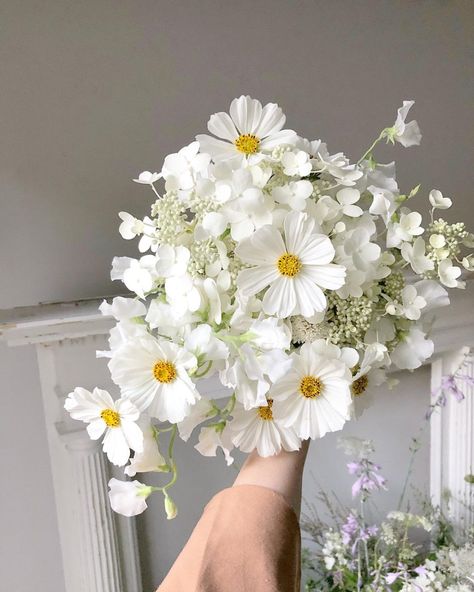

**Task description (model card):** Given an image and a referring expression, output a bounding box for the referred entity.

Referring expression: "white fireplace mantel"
[1,285,473,592]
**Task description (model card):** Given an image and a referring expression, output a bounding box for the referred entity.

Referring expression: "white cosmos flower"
[64,388,143,466]
[229,399,301,457]
[109,336,200,423]
[125,422,167,476]
[401,237,434,275]
[271,341,352,440]
[429,189,452,210]
[236,211,345,318]
[196,95,296,165]
[108,478,152,517]
[390,101,422,147]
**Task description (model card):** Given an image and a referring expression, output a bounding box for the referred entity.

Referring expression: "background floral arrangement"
[64,96,473,518]
[302,361,474,591]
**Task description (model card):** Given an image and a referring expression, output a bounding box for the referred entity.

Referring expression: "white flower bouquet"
[65,96,473,518]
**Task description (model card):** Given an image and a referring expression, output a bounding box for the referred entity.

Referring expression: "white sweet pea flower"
[155,245,190,278]
[387,211,424,248]
[335,188,363,218]
[413,279,449,313]
[125,422,167,476]
[429,189,452,210]
[133,171,161,185]
[184,324,229,372]
[178,398,217,442]
[271,180,313,211]
[196,95,296,165]
[195,424,234,466]
[248,316,292,351]
[118,212,145,240]
[108,478,152,517]
[64,388,143,466]
[368,186,398,226]
[401,237,434,275]
[390,100,422,147]
[313,146,363,186]
[99,297,147,321]
[438,259,465,288]
[281,149,312,177]
[390,326,434,370]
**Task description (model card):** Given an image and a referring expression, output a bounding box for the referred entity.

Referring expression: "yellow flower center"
[351,375,369,397]
[234,134,260,155]
[299,375,323,399]
[257,398,274,421]
[101,408,121,428]
[277,253,302,277]
[153,360,177,383]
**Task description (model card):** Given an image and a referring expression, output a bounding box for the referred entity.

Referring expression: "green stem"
[357,131,386,165]
[397,422,428,510]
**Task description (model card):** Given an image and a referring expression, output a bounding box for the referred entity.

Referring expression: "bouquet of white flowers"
[64,96,473,518]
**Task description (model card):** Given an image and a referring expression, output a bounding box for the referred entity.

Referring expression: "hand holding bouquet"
[64,96,473,517]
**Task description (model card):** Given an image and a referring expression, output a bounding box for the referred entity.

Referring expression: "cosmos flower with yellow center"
[271,341,352,440]
[236,211,346,318]
[109,336,200,423]
[196,95,297,165]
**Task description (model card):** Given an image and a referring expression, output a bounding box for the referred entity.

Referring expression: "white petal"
[237,265,279,297]
[229,95,263,134]
[262,276,297,318]
[102,429,130,466]
[207,112,239,141]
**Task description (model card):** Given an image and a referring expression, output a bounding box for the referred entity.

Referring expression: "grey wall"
[1,2,472,592]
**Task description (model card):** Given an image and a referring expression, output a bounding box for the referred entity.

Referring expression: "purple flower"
[347,459,387,498]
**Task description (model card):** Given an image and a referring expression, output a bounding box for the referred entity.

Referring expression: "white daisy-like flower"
[271,341,352,440]
[64,387,143,466]
[229,399,301,457]
[196,95,296,165]
[236,211,346,318]
[109,336,200,423]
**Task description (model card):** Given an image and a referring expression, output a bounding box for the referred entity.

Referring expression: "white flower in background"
[64,388,143,466]
[429,189,452,210]
[109,336,200,423]
[118,212,145,240]
[401,237,434,275]
[125,422,167,476]
[335,188,363,218]
[271,180,313,211]
[387,211,424,248]
[133,171,161,185]
[281,149,312,177]
[236,211,345,318]
[413,279,449,313]
[155,244,190,278]
[386,285,426,321]
[271,341,352,439]
[248,316,292,351]
[108,478,152,517]
[196,95,296,165]
[161,141,210,194]
[195,424,234,465]
[390,326,434,370]
[438,259,465,289]
[389,100,422,147]
[229,399,301,457]
[313,146,363,186]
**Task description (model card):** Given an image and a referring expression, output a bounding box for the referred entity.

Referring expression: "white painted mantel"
[1,284,473,592]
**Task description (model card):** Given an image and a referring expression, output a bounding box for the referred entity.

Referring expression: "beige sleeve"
[157,484,301,592]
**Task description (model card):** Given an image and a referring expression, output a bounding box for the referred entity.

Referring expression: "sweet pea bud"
[164,493,178,520]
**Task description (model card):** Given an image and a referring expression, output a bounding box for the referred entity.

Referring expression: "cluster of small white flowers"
[64,95,472,519]
[321,530,349,571]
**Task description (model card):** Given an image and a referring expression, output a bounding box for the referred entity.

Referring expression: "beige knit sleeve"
[157,484,301,592]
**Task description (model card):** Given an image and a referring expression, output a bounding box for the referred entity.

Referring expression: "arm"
[232,439,310,516]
